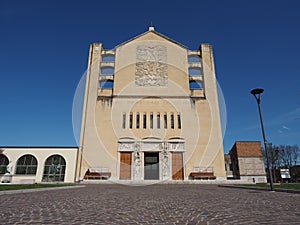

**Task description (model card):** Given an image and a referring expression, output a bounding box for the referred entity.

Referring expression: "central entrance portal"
[144,152,159,180]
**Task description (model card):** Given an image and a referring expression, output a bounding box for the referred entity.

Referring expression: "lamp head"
[250,88,264,95]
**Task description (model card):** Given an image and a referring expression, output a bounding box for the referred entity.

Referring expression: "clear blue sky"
[0,0,299,153]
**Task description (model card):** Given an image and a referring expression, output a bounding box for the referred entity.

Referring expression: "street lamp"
[250,88,274,191]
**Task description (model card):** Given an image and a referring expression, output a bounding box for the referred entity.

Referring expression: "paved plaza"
[0,184,299,224]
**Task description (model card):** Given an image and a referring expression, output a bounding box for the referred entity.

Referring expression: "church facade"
[76,27,226,182]
[0,28,227,183]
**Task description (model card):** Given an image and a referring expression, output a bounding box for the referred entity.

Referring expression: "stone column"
[162,142,170,180]
[134,142,142,180]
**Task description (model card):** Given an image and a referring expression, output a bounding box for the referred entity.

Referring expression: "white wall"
[0,147,78,183]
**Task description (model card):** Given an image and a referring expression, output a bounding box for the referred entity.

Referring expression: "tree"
[278,145,299,169]
[266,144,299,182]
[291,145,299,166]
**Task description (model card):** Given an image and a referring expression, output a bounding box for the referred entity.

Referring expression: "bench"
[84,167,111,180]
[189,167,216,180]
[189,172,216,180]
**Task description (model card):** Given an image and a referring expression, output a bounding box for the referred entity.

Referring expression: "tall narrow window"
[143,113,146,129]
[157,113,160,129]
[136,113,140,129]
[178,113,181,129]
[150,113,153,129]
[164,113,167,129]
[122,113,126,129]
[129,113,133,129]
[171,114,174,129]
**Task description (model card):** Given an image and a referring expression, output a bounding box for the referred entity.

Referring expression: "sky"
[0,0,299,153]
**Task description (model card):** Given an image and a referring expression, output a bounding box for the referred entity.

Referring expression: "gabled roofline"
[116,28,188,49]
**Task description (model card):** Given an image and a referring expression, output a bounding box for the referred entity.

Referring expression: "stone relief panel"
[142,142,161,151]
[170,143,184,151]
[119,143,133,151]
[135,46,168,86]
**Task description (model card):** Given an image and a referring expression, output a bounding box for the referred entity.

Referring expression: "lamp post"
[250,88,274,191]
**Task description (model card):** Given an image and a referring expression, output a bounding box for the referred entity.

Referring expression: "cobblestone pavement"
[0,184,299,224]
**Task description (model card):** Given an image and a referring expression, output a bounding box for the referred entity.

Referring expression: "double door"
[144,152,159,180]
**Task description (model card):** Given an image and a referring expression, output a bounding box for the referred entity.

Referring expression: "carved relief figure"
[134,142,142,179]
[162,142,169,178]
[135,46,167,86]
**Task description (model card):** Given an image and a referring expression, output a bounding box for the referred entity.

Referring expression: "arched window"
[42,155,66,182]
[0,154,9,175]
[15,154,38,175]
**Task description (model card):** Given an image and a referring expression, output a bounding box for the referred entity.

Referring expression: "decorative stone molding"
[118,143,133,152]
[142,142,161,151]
[169,143,184,152]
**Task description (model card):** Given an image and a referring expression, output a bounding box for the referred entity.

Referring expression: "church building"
[0,27,226,183]
[76,27,226,182]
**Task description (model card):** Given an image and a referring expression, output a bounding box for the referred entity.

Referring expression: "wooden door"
[172,152,183,180]
[120,152,132,180]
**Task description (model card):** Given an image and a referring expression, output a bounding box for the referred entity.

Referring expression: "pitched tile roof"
[231,141,263,157]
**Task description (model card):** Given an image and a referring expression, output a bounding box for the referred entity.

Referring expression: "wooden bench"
[84,168,111,180]
[190,172,216,180]
[189,167,216,180]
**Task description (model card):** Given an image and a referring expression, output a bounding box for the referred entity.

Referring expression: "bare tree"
[291,145,299,166]
[277,145,289,169]
[290,145,300,182]
[267,143,277,182]
[270,144,300,182]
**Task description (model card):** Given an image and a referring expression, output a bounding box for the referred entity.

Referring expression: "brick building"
[227,141,267,183]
